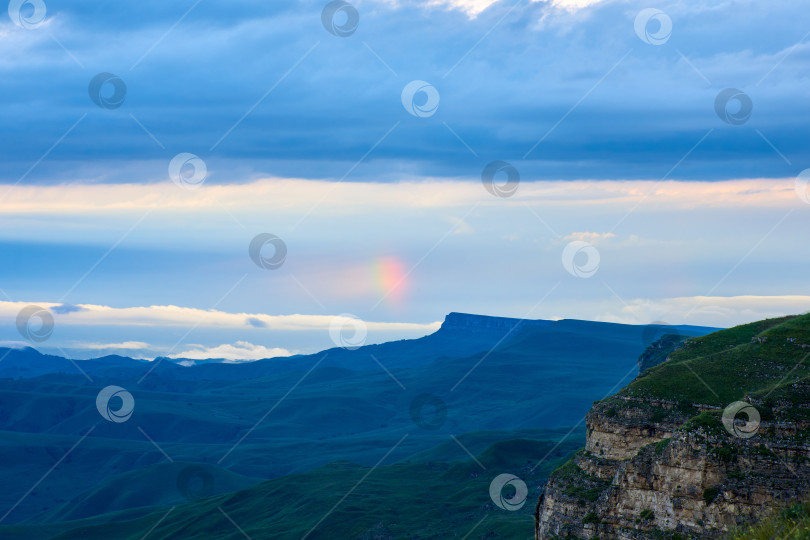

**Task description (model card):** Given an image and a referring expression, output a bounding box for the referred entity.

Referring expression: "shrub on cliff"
[730,500,810,540]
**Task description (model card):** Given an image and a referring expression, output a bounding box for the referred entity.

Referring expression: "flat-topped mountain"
[0,313,716,379]
[440,311,552,331]
[537,314,810,539]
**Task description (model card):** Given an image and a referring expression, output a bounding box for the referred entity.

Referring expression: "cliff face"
[536,315,810,539]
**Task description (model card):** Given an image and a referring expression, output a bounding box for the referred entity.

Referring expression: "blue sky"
[2,0,808,182]
[1,0,809,360]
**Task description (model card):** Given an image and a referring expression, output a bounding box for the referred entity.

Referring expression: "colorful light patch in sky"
[373,256,409,308]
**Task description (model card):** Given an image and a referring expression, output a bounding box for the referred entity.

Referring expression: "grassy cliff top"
[611,313,810,413]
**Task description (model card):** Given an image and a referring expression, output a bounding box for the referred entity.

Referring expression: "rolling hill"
[537,313,810,539]
[0,312,716,536]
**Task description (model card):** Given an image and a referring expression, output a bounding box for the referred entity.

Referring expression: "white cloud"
[447,216,474,235]
[549,0,606,12]
[0,178,800,221]
[0,300,441,332]
[168,341,293,362]
[559,231,674,248]
[594,295,810,328]
[424,0,497,16]
[562,231,616,244]
[5,297,808,346]
[80,341,150,350]
[416,0,607,17]
[0,341,31,350]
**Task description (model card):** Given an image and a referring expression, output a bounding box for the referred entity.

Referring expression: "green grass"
[612,314,810,427]
[553,455,610,505]
[564,484,606,503]
[583,511,600,524]
[637,333,691,374]
[729,500,810,539]
[620,315,808,406]
[654,438,671,455]
[712,443,738,463]
[681,411,724,434]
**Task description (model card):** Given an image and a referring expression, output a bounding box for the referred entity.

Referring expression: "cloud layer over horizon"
[2,293,809,360]
[2,0,809,358]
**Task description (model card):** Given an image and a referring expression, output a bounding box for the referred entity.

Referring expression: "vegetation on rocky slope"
[621,315,810,413]
[538,314,810,539]
[729,500,810,540]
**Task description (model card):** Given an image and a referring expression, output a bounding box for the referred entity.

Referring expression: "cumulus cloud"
[562,232,616,244]
[168,341,293,362]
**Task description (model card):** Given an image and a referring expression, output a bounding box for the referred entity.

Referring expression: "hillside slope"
[0,434,582,540]
[0,314,714,524]
[536,314,810,539]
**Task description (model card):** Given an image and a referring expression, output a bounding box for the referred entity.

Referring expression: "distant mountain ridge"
[537,314,810,539]
[0,313,717,381]
[0,312,718,530]
[440,312,552,331]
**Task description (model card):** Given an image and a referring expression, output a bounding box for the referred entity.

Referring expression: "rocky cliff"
[536,314,810,539]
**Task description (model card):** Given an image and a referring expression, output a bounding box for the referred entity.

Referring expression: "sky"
[1,0,809,360]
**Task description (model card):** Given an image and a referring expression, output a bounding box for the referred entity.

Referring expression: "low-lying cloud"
[168,341,293,362]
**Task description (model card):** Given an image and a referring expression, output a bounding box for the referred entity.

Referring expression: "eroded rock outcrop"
[536,314,810,539]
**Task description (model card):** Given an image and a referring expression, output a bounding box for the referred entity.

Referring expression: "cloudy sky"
[1,0,809,360]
